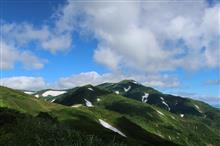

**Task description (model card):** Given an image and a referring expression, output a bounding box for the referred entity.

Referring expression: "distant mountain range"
[0,80,220,146]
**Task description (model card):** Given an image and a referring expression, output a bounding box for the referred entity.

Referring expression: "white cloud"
[56,71,130,89]
[143,74,180,88]
[0,76,47,90]
[55,71,180,89]
[2,0,219,73]
[56,0,220,73]
[1,2,74,70]
[94,47,121,70]
[41,34,72,53]
[182,93,220,106]
[20,51,47,70]
[0,70,179,92]
[0,42,46,70]
[0,42,19,70]
[2,22,72,53]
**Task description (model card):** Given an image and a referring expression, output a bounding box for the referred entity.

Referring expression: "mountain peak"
[119,79,138,84]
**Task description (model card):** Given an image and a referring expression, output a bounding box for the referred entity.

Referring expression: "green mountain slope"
[98,80,219,117]
[51,81,220,146]
[0,86,181,146]
[54,85,110,106]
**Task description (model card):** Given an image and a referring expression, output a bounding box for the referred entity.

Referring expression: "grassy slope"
[93,93,220,146]
[50,81,220,146]
[0,108,127,146]
[0,86,180,146]
[48,82,220,146]
[97,80,220,128]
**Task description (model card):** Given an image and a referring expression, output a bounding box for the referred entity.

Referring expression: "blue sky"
[0,0,219,106]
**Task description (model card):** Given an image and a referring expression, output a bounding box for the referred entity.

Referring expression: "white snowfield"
[88,88,94,91]
[194,104,203,113]
[51,99,56,103]
[71,104,82,108]
[160,97,171,111]
[115,91,120,94]
[132,81,138,84]
[35,94,39,98]
[156,110,165,116]
[42,90,66,97]
[142,93,149,103]
[160,97,164,100]
[84,99,93,107]
[99,119,126,137]
[24,91,35,95]
[180,114,184,118]
[124,86,131,92]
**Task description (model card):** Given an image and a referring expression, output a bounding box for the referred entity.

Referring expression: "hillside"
[0,86,180,146]
[19,80,220,146]
[51,80,220,146]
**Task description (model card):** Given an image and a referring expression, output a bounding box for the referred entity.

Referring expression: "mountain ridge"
[1,80,219,146]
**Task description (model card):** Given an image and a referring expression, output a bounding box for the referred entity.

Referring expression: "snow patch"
[160,97,164,101]
[123,86,131,92]
[42,90,66,97]
[88,88,94,91]
[115,91,119,95]
[142,93,149,103]
[162,101,171,111]
[180,114,184,118]
[35,94,39,98]
[51,99,55,103]
[160,97,170,111]
[84,99,93,107]
[71,104,82,108]
[194,104,202,113]
[132,81,138,84]
[24,91,35,95]
[156,110,165,116]
[99,119,126,137]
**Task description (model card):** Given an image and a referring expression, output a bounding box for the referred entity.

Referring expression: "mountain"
[97,80,220,128]
[2,80,220,146]
[50,80,220,146]
[0,86,180,146]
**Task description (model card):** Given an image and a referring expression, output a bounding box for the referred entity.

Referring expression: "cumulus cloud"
[1,0,73,70]
[54,0,219,72]
[189,95,220,106]
[167,90,220,106]
[1,22,72,53]
[56,71,131,89]
[143,74,180,88]
[0,42,19,70]
[0,42,46,70]
[94,47,121,70]
[2,0,219,73]
[0,76,47,90]
[55,71,180,89]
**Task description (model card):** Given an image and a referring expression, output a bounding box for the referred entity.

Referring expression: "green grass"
[0,86,181,146]
[93,93,220,146]
[0,108,126,146]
